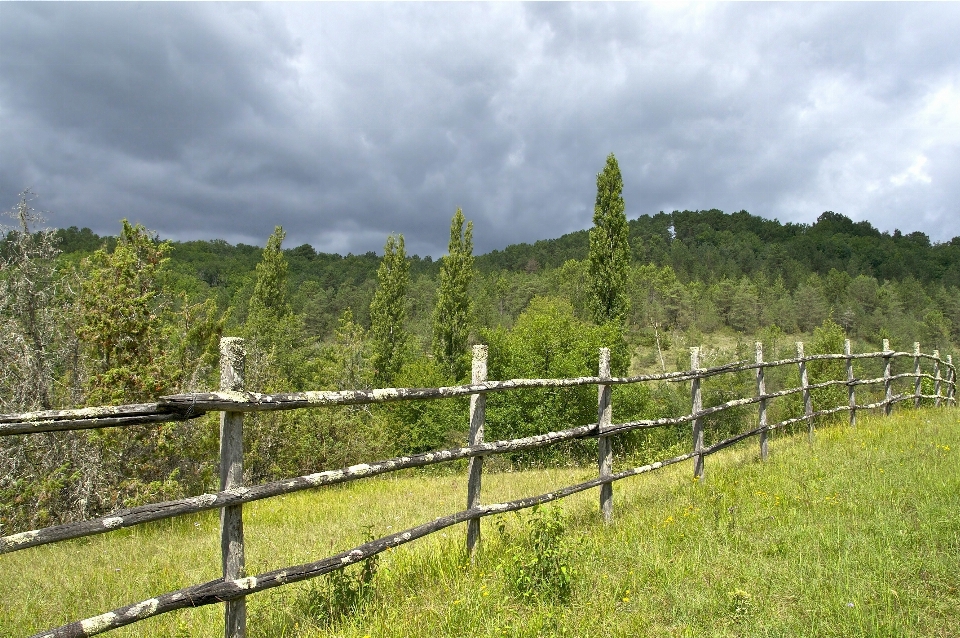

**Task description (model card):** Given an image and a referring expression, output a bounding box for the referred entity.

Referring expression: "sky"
[1,2,958,257]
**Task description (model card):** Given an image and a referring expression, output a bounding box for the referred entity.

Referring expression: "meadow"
[2,407,958,638]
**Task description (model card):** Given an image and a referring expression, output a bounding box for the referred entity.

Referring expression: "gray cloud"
[1,2,958,256]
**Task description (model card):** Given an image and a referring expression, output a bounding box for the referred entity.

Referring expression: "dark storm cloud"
[1,3,958,256]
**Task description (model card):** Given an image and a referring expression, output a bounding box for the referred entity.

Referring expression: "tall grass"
[2,408,958,637]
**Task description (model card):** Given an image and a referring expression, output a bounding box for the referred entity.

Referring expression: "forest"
[2,155,958,537]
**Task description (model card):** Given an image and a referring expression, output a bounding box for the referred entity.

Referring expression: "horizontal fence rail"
[2,352,953,435]
[5,338,957,638]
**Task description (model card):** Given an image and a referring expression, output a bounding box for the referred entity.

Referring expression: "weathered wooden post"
[845,339,856,428]
[797,342,813,443]
[933,349,941,408]
[466,344,487,556]
[913,342,922,409]
[597,347,613,523]
[883,339,893,416]
[219,337,246,638]
[948,355,956,406]
[756,342,768,461]
[690,347,704,479]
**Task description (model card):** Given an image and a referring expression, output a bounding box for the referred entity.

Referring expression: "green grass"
[2,408,958,637]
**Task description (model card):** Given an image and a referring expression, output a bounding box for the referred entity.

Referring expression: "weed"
[495,504,574,604]
[294,527,380,628]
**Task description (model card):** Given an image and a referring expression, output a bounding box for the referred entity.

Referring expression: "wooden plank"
[597,347,613,522]
[0,411,202,437]
[219,338,246,638]
[691,347,704,478]
[6,350,939,437]
[756,342,768,461]
[845,340,856,428]
[0,402,168,424]
[466,344,487,556]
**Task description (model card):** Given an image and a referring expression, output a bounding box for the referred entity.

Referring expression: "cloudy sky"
[1,2,958,257]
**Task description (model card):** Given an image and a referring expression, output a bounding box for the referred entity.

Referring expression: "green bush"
[482,296,628,463]
[496,505,574,604]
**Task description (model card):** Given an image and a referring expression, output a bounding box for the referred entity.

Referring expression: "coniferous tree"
[77,219,171,404]
[243,225,314,392]
[248,226,290,322]
[432,208,474,379]
[589,153,630,326]
[370,234,409,386]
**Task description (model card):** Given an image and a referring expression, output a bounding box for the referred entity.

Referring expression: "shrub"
[496,505,574,604]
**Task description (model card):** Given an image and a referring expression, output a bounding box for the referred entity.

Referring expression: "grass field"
[2,407,958,638]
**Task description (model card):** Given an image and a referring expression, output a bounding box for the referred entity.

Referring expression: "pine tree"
[589,153,630,325]
[432,208,474,379]
[370,234,409,386]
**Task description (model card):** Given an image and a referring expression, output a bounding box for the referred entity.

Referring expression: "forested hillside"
[2,184,958,536]
[50,207,960,345]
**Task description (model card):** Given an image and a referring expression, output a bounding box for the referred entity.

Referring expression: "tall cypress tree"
[370,233,409,386]
[248,226,289,322]
[589,153,630,325]
[432,208,474,379]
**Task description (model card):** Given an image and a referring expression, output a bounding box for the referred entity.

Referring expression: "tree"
[77,219,171,404]
[248,226,290,322]
[243,225,314,392]
[482,296,636,462]
[589,153,630,325]
[432,208,474,379]
[0,190,64,410]
[369,234,409,386]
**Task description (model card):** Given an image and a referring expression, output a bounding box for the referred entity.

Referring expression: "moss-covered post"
[691,347,704,478]
[466,344,487,556]
[913,342,922,409]
[597,347,613,523]
[756,342,768,461]
[933,349,941,408]
[797,342,813,443]
[219,337,246,638]
[845,339,856,428]
[883,339,893,416]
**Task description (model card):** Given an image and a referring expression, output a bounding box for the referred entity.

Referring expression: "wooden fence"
[2,338,956,638]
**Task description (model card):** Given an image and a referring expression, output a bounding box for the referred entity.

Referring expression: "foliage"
[589,153,630,326]
[808,317,848,421]
[433,208,475,379]
[77,219,172,404]
[295,529,380,628]
[0,190,66,410]
[369,234,410,386]
[382,354,469,455]
[496,505,574,604]
[483,296,629,463]
[249,226,290,320]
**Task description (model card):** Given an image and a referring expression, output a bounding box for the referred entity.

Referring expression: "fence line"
[6,338,957,638]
